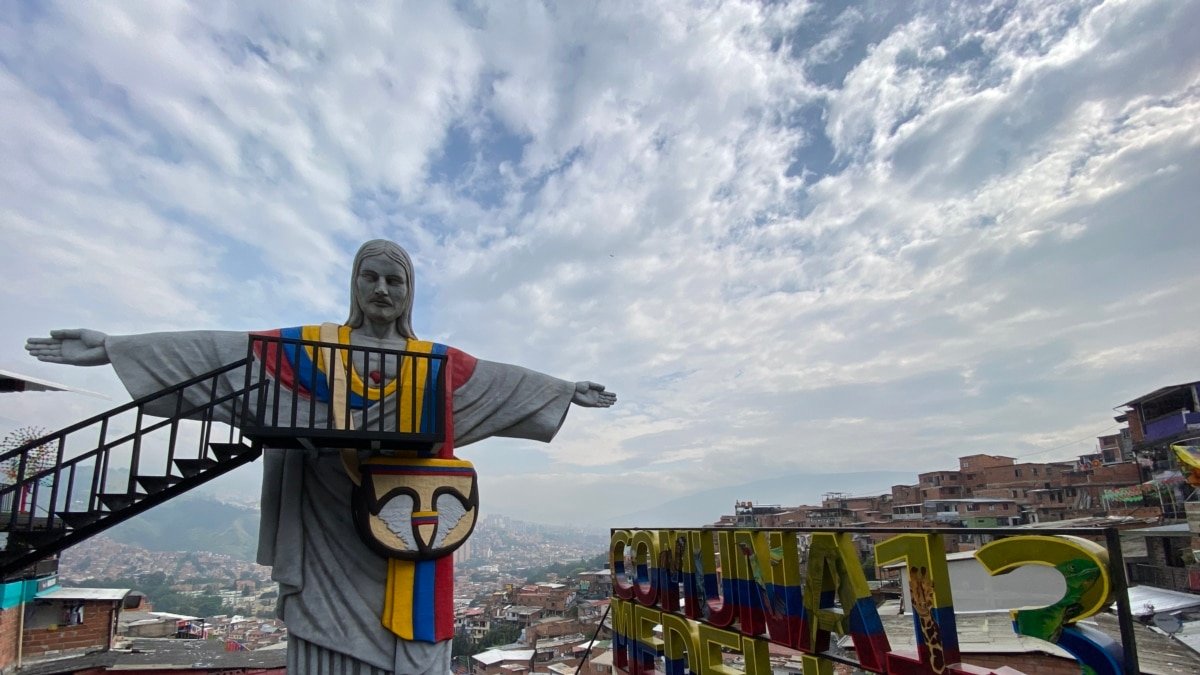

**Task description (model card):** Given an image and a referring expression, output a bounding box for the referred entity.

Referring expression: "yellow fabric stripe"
[300,325,324,370]
[383,558,416,640]
[363,456,474,469]
[395,339,434,433]
[315,327,436,431]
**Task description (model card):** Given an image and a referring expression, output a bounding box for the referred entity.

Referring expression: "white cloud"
[1,0,1198,525]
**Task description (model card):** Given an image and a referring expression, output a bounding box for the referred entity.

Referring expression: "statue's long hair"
[345,239,418,339]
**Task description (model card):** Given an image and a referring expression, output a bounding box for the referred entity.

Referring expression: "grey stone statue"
[26,239,616,675]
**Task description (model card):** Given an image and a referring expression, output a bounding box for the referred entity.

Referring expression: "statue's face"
[355,255,409,325]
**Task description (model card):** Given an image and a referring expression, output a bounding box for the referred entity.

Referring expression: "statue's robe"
[105,326,576,674]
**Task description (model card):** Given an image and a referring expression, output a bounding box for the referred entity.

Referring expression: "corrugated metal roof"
[36,586,130,601]
[1123,585,1200,617]
[0,369,106,397]
[1173,620,1200,655]
[18,637,287,675]
[1120,383,1200,408]
[473,649,535,665]
[1122,523,1192,537]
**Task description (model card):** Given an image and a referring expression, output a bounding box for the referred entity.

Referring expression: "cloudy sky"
[2,0,1198,526]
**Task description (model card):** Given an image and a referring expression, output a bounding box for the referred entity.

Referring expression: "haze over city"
[2,0,1198,526]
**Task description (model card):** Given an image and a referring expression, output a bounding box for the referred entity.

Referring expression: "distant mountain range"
[92,469,913,560]
[104,492,261,561]
[598,470,914,528]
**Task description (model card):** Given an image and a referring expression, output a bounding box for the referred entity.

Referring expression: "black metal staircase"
[0,333,447,579]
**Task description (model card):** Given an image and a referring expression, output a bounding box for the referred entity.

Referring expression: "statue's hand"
[25,329,111,366]
[572,381,617,408]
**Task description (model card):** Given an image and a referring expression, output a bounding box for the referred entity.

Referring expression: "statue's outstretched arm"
[25,329,111,367]
[572,381,617,408]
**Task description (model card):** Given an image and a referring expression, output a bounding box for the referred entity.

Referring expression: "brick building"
[21,587,131,661]
[513,582,574,617]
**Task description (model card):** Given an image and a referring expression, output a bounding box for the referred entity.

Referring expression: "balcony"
[1142,410,1200,444]
[243,333,448,451]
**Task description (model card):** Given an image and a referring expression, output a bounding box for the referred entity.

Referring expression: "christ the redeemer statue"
[26,239,616,675]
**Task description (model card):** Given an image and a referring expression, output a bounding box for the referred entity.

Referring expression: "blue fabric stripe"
[421,344,447,434]
[412,560,436,642]
[279,327,331,403]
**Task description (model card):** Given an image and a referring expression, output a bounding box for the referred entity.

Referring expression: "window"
[1163,539,1186,568]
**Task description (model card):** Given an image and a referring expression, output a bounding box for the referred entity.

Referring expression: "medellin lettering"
[609,529,1120,675]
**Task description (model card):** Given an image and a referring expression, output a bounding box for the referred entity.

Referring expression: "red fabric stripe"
[434,555,455,640]
[439,347,476,459]
[250,329,299,392]
[448,347,478,389]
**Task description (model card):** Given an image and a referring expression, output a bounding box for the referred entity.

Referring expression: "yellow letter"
[803,532,889,670]
[975,535,1111,640]
[875,533,959,672]
[661,613,700,675]
[611,530,634,600]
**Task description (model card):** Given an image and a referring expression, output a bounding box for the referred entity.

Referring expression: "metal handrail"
[0,357,251,464]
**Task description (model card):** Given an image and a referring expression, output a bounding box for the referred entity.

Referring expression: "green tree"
[475,622,521,650]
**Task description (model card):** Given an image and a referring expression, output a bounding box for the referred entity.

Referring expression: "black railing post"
[166,390,183,477]
[1105,526,1138,673]
[271,338,282,428]
[258,343,269,431]
[46,437,65,530]
[243,336,255,432]
[64,463,77,518]
[26,473,41,529]
[91,418,107,512]
[308,339,318,431]
[409,350,417,434]
[289,344,300,429]
[98,441,111,508]
[128,408,145,495]
[206,373,220,451]
[378,349,387,435]
[8,450,26,528]
[343,344,352,432]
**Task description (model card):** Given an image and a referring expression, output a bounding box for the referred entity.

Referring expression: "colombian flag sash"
[253,325,464,642]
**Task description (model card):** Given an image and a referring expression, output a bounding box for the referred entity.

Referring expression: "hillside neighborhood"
[4,379,1200,673]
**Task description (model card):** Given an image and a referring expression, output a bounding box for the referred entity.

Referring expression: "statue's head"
[346,239,417,339]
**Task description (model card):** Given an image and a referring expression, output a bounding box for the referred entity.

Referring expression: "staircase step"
[136,475,181,494]
[6,528,69,549]
[57,510,104,529]
[97,492,147,511]
[209,442,253,462]
[174,457,218,477]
